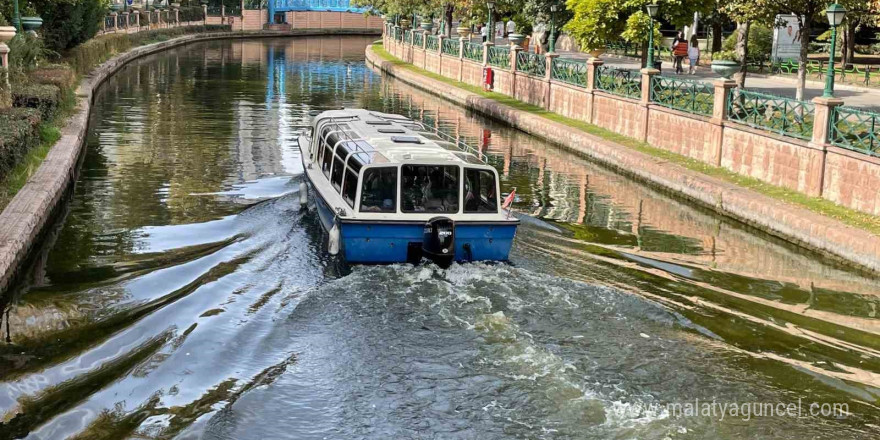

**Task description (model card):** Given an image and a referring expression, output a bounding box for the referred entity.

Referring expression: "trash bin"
[654,60,662,72]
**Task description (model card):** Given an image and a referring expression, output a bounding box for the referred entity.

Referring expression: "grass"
[372,42,880,236]
[0,88,75,210]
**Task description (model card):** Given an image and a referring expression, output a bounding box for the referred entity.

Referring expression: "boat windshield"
[401,165,459,213]
[464,168,498,213]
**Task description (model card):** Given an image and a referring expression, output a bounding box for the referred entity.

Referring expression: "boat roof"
[312,109,488,166]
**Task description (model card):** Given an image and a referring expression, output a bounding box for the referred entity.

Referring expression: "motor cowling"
[422,217,455,267]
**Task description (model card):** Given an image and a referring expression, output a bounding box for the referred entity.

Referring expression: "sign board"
[127,0,133,4]
[772,14,802,61]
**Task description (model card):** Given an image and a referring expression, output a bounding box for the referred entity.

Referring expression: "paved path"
[566,52,880,111]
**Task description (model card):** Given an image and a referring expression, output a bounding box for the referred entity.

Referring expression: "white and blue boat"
[297,109,518,265]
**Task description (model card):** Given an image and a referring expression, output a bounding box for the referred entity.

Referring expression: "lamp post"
[487,1,495,44]
[823,3,846,98]
[646,3,659,69]
[548,4,558,53]
[12,0,21,32]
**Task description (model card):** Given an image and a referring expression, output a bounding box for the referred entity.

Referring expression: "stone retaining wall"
[367,43,880,273]
[0,28,381,296]
[383,32,880,219]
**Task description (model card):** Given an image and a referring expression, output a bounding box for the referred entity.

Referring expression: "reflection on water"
[0,36,878,439]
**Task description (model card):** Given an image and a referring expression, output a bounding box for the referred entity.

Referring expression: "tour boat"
[297,109,519,265]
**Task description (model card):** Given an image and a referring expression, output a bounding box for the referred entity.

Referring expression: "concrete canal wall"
[367,41,880,274]
[0,27,380,296]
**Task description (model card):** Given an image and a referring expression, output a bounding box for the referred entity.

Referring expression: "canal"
[0,36,878,439]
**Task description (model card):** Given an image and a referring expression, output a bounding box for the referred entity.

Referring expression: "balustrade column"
[481,41,493,66]
[458,38,466,82]
[709,79,738,166]
[203,5,208,26]
[638,67,659,142]
[510,45,522,98]
[175,8,179,26]
[122,12,129,32]
[111,12,118,32]
[135,11,140,29]
[584,58,603,124]
[809,96,845,197]
[544,53,557,110]
[221,5,225,25]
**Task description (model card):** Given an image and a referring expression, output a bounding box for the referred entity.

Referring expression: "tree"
[723,0,773,89]
[564,0,712,57]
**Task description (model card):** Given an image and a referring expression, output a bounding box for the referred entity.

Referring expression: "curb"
[365,45,880,273]
[0,28,381,296]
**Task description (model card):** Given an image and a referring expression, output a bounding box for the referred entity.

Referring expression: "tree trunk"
[845,20,856,67]
[640,40,648,68]
[445,5,453,37]
[734,21,750,89]
[712,19,723,52]
[796,16,811,102]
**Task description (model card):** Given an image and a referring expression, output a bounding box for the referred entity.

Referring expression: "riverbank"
[0,28,381,296]
[366,42,880,274]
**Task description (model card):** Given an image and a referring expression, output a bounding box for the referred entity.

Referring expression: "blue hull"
[307,181,516,264]
[340,222,516,263]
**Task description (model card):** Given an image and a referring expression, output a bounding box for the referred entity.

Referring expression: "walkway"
[562,51,880,111]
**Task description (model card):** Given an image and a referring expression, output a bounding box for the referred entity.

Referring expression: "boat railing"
[412,122,488,163]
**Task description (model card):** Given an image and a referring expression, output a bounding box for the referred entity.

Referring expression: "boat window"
[331,153,345,191]
[401,165,459,213]
[321,143,333,178]
[464,168,498,213]
[360,167,397,213]
[342,169,358,207]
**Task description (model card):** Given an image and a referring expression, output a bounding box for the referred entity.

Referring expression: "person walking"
[480,24,487,43]
[672,32,688,75]
[687,35,700,74]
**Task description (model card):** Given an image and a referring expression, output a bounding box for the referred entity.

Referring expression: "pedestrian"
[672,32,688,74]
[506,19,515,37]
[687,35,700,74]
[480,24,487,43]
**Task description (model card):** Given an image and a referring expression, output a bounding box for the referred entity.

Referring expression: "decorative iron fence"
[516,51,546,77]
[550,58,587,87]
[487,45,509,68]
[426,35,439,52]
[727,89,815,141]
[412,31,423,47]
[830,106,880,156]
[206,5,222,15]
[441,37,460,56]
[463,42,482,62]
[404,29,412,44]
[594,66,641,99]
[650,76,714,117]
[129,12,138,26]
[105,15,116,29]
[226,6,242,15]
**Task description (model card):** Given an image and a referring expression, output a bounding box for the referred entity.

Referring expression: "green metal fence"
[426,35,439,52]
[727,89,815,141]
[650,76,714,117]
[516,51,546,77]
[487,46,510,68]
[442,38,460,56]
[463,42,483,62]
[404,29,412,44]
[595,66,641,100]
[830,106,880,156]
[550,58,587,87]
[412,31,423,47]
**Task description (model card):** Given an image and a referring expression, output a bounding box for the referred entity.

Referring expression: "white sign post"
[772,14,802,62]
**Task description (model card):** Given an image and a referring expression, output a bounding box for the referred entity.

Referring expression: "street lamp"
[823,3,847,97]
[645,3,659,69]
[12,0,21,32]
[487,1,495,44]
[549,4,558,53]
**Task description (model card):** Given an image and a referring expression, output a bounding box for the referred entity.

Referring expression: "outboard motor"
[422,217,455,267]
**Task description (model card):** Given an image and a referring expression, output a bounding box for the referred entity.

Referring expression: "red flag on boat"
[502,188,516,210]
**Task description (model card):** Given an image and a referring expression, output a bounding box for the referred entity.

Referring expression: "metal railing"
[206,5,222,15]
[463,42,482,62]
[830,106,880,156]
[129,12,138,26]
[426,35,439,52]
[412,31,423,47]
[441,37,460,56]
[551,58,587,87]
[595,66,641,99]
[516,51,546,77]
[727,89,815,141]
[404,29,412,44]
[487,45,509,68]
[651,76,714,117]
[105,15,116,29]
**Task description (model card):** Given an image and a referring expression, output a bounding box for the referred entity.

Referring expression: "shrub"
[8,33,58,75]
[0,108,42,180]
[12,84,62,121]
[723,24,773,63]
[179,6,205,23]
[39,0,108,52]
[30,64,77,90]
[712,50,738,62]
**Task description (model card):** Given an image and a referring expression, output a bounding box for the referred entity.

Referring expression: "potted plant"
[711,50,740,79]
[420,19,433,31]
[20,6,43,34]
[0,13,14,45]
[508,32,525,47]
[399,18,411,29]
[456,25,471,38]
